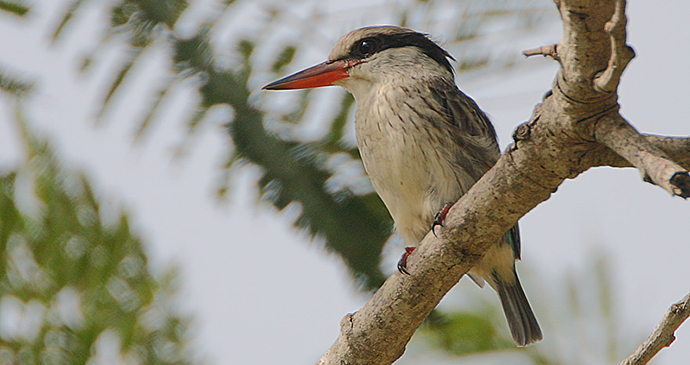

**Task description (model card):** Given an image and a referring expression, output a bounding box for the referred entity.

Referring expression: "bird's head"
[262,26,455,95]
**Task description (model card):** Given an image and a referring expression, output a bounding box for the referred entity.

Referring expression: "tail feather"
[496,272,542,346]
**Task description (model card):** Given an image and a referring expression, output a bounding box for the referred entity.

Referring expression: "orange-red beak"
[262,60,354,90]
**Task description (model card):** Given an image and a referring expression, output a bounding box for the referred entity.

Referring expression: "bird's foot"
[431,202,453,237]
[397,247,416,275]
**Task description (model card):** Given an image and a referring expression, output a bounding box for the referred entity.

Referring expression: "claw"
[431,202,453,237]
[397,247,416,275]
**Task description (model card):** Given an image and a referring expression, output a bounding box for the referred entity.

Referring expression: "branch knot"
[513,123,531,142]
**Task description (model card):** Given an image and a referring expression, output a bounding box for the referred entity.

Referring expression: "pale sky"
[0,1,688,364]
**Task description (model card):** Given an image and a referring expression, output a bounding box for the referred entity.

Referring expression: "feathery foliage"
[0,121,197,364]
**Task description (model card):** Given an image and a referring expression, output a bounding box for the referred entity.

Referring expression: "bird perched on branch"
[263,25,542,346]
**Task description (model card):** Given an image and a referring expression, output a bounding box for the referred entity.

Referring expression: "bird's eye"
[356,38,380,56]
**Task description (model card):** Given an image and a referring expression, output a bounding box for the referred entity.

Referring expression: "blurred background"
[0,0,688,364]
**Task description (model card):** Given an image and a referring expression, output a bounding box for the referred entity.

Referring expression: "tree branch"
[621,292,690,365]
[588,135,690,170]
[595,115,690,197]
[523,44,560,60]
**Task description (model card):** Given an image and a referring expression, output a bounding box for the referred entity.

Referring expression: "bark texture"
[621,292,690,365]
[317,0,689,364]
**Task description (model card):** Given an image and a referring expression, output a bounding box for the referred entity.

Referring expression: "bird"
[263,25,542,346]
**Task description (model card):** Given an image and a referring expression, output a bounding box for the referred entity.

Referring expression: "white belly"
[355,91,472,245]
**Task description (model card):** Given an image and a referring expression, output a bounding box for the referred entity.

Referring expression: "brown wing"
[424,77,520,259]
[420,77,501,177]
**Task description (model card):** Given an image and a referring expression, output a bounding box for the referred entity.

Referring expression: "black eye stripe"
[347,32,455,75]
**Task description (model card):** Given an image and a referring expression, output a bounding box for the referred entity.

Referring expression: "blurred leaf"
[111,0,189,29]
[594,252,619,364]
[172,106,209,159]
[0,0,29,16]
[90,0,191,122]
[0,69,33,96]
[95,48,143,121]
[51,0,85,40]
[133,77,175,142]
[323,92,355,149]
[422,310,514,356]
[282,89,313,124]
[271,45,296,73]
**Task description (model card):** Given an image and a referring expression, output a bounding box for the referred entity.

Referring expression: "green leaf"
[422,310,514,356]
[95,48,143,121]
[0,0,29,16]
[0,69,33,96]
[51,0,85,40]
[271,45,296,73]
